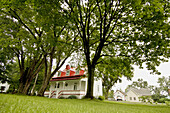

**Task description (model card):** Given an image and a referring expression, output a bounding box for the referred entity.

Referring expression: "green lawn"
[0,94,169,113]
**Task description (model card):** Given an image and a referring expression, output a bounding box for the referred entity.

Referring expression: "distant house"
[0,82,10,93]
[114,90,126,101]
[49,65,103,99]
[126,88,152,102]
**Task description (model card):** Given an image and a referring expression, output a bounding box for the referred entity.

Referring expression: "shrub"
[98,96,105,101]
[67,95,78,99]
[139,96,152,103]
[59,96,65,99]
[165,101,170,106]
[158,98,170,103]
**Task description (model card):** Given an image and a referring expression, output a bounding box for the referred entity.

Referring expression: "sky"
[112,60,170,92]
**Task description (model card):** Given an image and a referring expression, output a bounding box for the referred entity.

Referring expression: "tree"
[6,62,20,93]
[157,76,170,95]
[63,0,170,98]
[127,78,148,90]
[0,0,79,95]
[97,57,133,99]
[0,47,13,83]
[0,0,51,94]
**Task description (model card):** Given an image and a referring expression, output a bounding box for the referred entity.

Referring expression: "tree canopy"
[0,0,169,98]
[97,57,133,99]
[63,0,170,98]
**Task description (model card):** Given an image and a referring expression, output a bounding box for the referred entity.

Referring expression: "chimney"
[66,65,70,70]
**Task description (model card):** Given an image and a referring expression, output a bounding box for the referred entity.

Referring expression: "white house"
[114,90,126,101]
[0,81,10,93]
[49,65,103,99]
[126,88,152,102]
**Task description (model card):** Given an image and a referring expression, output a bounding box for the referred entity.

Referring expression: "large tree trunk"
[18,68,29,93]
[31,74,39,96]
[18,82,24,93]
[105,88,109,100]
[37,53,53,96]
[22,75,34,94]
[85,65,95,99]
[37,76,51,96]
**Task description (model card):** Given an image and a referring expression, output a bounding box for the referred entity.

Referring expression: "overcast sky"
[112,60,170,92]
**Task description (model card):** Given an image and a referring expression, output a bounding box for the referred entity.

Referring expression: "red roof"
[50,65,87,81]
[50,75,86,81]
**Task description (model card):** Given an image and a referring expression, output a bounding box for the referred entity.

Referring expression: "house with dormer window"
[49,65,103,99]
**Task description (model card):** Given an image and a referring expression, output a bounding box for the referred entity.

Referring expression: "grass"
[0,94,170,113]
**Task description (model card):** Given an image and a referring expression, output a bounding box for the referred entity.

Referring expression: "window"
[97,85,99,92]
[130,97,132,100]
[58,71,61,77]
[134,97,136,100]
[75,70,79,75]
[74,83,77,90]
[57,83,60,88]
[65,83,68,87]
[0,86,5,92]
[66,70,70,76]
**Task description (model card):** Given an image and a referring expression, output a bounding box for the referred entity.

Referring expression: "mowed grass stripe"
[0,94,169,113]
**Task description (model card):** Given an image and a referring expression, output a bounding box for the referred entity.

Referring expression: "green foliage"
[125,78,149,93]
[59,96,65,99]
[157,76,170,95]
[97,57,133,99]
[151,94,167,102]
[67,95,78,99]
[63,0,170,98]
[158,98,170,103]
[98,96,105,101]
[149,76,170,102]
[108,90,114,98]
[165,101,170,106]
[1,0,170,97]
[139,96,152,104]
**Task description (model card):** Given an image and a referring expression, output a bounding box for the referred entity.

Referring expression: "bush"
[151,94,166,102]
[67,95,78,99]
[98,96,105,101]
[59,96,65,99]
[158,98,170,103]
[139,96,152,103]
[165,101,170,106]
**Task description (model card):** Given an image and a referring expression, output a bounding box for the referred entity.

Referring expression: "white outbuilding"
[126,88,152,102]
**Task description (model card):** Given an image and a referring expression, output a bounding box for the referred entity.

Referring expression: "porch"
[49,79,87,99]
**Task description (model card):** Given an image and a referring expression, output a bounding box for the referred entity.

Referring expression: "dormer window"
[66,70,70,76]
[75,69,79,75]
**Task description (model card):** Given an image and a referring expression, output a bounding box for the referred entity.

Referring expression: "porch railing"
[58,90,86,98]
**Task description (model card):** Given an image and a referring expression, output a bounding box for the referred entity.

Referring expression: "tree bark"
[85,65,95,99]
[37,53,53,96]
[22,74,34,94]
[31,74,39,96]
[18,67,28,93]
[37,76,51,96]
[105,88,110,100]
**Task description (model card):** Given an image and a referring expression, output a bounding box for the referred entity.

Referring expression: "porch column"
[49,83,52,98]
[63,81,65,89]
[56,82,58,98]
[79,80,81,90]
[85,80,87,95]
